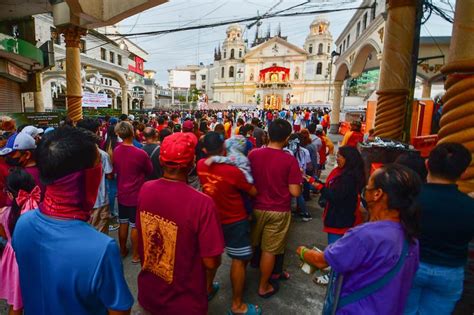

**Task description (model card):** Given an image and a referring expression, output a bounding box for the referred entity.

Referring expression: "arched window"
[239,49,242,58]
[308,44,313,54]
[318,43,323,54]
[229,66,235,78]
[223,50,227,59]
[327,44,331,53]
[230,49,235,59]
[316,62,323,75]
[221,67,225,78]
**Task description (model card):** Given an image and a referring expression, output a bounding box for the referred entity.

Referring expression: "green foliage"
[348,69,379,97]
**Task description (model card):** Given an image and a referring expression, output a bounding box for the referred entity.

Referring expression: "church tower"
[217,24,247,84]
[304,17,333,79]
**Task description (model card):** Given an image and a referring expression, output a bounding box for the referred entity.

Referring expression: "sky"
[117,0,455,86]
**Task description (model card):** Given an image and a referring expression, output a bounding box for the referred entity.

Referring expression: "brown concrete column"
[61,26,87,123]
[330,80,343,134]
[438,0,474,193]
[421,80,432,99]
[374,0,418,140]
[33,73,45,112]
[121,85,129,115]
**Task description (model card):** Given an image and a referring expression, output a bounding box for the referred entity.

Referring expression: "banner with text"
[82,92,109,108]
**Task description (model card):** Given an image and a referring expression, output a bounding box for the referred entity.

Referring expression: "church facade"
[207,18,334,110]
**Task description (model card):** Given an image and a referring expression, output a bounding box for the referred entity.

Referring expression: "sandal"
[227,303,262,315]
[208,282,220,301]
[313,274,329,286]
[271,271,290,281]
[258,279,279,299]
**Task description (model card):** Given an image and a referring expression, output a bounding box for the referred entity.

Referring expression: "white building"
[170,17,335,110]
[23,14,154,111]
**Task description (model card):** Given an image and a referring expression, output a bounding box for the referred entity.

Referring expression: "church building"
[207,17,334,110]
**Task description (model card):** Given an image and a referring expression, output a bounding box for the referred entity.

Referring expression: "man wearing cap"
[21,125,44,144]
[0,132,44,195]
[136,132,224,315]
[113,121,153,263]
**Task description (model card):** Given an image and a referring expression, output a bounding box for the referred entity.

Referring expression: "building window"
[318,43,324,54]
[190,75,196,80]
[316,62,323,75]
[79,40,86,53]
[356,21,361,38]
[363,12,368,30]
[101,48,106,61]
[343,40,346,51]
[223,50,227,59]
[327,44,330,53]
[308,44,313,54]
[221,67,225,78]
[230,49,235,59]
[347,35,350,47]
[109,52,115,63]
[201,75,206,80]
[239,49,242,58]
[371,5,376,21]
[229,66,235,78]
[339,44,342,53]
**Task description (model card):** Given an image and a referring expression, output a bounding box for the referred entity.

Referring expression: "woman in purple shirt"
[298,164,422,314]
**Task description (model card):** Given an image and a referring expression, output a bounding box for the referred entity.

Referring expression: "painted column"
[121,85,129,115]
[330,80,343,134]
[421,80,432,99]
[33,73,45,112]
[61,26,87,123]
[374,0,418,140]
[438,0,474,193]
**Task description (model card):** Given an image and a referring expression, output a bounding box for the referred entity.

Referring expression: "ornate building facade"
[208,18,334,110]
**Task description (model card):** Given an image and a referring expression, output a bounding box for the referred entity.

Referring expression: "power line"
[105,5,374,38]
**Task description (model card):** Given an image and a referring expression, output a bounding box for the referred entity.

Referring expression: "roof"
[419,36,451,45]
[244,36,308,59]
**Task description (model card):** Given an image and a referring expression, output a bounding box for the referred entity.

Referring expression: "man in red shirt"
[113,121,153,263]
[197,132,260,315]
[136,132,224,315]
[248,119,302,298]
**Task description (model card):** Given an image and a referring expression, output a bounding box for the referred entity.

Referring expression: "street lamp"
[327,50,341,102]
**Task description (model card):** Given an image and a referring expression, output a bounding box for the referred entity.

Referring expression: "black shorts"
[222,219,253,260]
[118,204,136,228]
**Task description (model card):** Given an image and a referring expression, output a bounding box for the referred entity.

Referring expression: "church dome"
[226,23,242,34]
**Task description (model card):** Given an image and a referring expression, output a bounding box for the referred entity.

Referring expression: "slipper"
[227,303,262,315]
[208,282,220,301]
[120,248,129,258]
[258,280,279,299]
[313,274,329,286]
[271,271,290,281]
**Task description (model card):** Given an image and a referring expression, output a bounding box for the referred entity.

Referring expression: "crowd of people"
[0,108,472,315]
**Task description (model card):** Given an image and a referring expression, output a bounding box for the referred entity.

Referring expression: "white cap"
[0,132,36,155]
[316,124,324,131]
[128,114,135,121]
[21,125,44,138]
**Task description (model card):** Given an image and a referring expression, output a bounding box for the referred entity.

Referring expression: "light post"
[327,50,341,102]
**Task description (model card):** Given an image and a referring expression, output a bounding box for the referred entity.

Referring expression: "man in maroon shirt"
[248,118,302,298]
[136,132,224,315]
[197,132,260,315]
[113,121,153,263]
